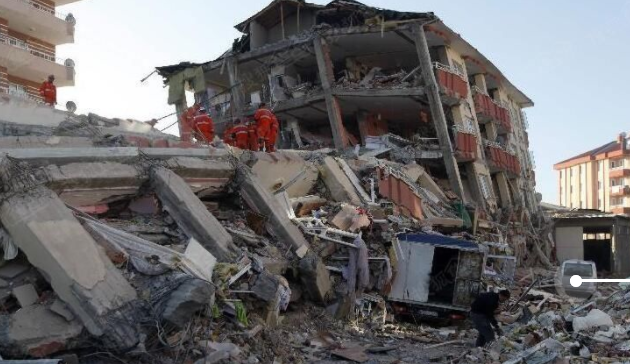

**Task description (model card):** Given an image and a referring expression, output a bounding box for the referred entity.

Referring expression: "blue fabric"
[397,233,479,250]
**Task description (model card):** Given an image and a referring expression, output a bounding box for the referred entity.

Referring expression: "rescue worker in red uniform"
[254,103,276,151]
[223,123,235,147]
[191,107,214,143]
[39,75,57,107]
[179,103,201,142]
[247,119,259,151]
[232,119,249,150]
[267,116,280,152]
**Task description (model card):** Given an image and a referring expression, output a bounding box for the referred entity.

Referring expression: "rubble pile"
[0,131,562,364]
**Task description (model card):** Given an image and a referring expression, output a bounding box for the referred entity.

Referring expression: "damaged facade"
[157,0,538,218]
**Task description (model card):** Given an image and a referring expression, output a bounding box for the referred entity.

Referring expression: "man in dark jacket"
[470,290,510,347]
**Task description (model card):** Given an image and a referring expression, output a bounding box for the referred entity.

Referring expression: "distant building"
[157,0,538,215]
[554,133,630,214]
[0,0,78,102]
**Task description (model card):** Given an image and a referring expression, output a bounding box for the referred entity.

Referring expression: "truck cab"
[388,233,484,322]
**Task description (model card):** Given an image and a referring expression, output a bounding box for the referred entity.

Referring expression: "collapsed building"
[0,1,597,364]
[157,0,538,219]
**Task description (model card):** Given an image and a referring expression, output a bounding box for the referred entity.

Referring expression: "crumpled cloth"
[0,228,17,260]
[346,236,370,294]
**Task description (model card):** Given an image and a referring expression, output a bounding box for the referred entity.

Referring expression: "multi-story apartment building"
[555,133,630,214]
[0,0,78,102]
[157,0,538,215]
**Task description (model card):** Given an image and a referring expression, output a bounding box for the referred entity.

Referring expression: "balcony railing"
[521,110,529,129]
[434,62,468,100]
[0,34,67,65]
[484,139,521,175]
[12,0,71,21]
[471,85,487,96]
[0,86,45,104]
[612,185,630,195]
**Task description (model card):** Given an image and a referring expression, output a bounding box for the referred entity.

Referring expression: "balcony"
[0,85,44,104]
[484,140,521,176]
[434,62,468,106]
[0,33,74,87]
[453,125,478,162]
[472,88,512,133]
[610,167,630,179]
[611,185,630,197]
[0,0,76,45]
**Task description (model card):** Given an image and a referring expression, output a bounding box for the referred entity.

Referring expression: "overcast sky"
[57,0,630,204]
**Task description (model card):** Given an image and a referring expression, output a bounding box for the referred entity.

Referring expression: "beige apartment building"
[0,0,78,102]
[157,0,539,215]
[555,133,630,214]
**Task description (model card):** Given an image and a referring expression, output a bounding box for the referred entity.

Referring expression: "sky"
[57,0,630,204]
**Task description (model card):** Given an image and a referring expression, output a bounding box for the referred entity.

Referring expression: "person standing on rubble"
[267,115,279,152]
[232,118,249,150]
[470,290,510,347]
[247,119,259,151]
[254,103,276,151]
[191,107,214,143]
[223,122,235,147]
[39,75,57,107]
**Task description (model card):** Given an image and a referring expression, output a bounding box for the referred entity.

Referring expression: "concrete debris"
[161,278,215,329]
[319,157,362,206]
[12,284,39,307]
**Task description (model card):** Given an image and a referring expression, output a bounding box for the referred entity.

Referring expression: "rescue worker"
[39,75,57,107]
[179,103,200,142]
[223,123,235,147]
[267,116,279,152]
[232,119,249,150]
[254,103,276,151]
[191,107,214,143]
[470,290,510,347]
[247,119,259,151]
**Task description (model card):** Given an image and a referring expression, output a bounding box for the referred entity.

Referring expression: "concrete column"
[473,74,488,93]
[495,172,512,208]
[175,96,192,142]
[357,110,369,146]
[227,56,243,117]
[313,36,346,150]
[412,24,466,203]
[287,117,303,148]
[0,187,140,350]
[151,167,239,262]
[465,163,486,209]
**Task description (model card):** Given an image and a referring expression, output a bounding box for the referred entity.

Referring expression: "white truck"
[388,233,485,322]
[559,259,597,298]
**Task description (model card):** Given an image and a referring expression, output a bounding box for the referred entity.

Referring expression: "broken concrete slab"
[298,252,332,304]
[45,162,143,207]
[331,204,371,232]
[0,136,94,149]
[140,148,230,160]
[238,166,309,259]
[0,147,140,167]
[12,284,39,307]
[0,187,140,351]
[0,261,30,279]
[0,305,84,358]
[151,167,239,262]
[49,299,75,322]
[165,157,235,197]
[161,278,214,329]
[401,164,448,202]
[319,157,362,206]
[291,195,327,216]
[251,151,319,198]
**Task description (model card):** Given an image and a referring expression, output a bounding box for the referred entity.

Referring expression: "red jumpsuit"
[267,117,279,152]
[192,113,214,143]
[248,122,259,151]
[39,81,57,106]
[223,126,235,146]
[255,108,276,150]
[232,123,249,150]
[179,104,200,142]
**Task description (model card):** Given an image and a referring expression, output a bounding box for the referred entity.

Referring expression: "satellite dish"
[64,59,75,68]
[66,101,77,113]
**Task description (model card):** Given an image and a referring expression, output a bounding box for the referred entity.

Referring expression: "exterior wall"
[7,74,43,100]
[614,220,630,275]
[267,10,316,44]
[555,226,584,263]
